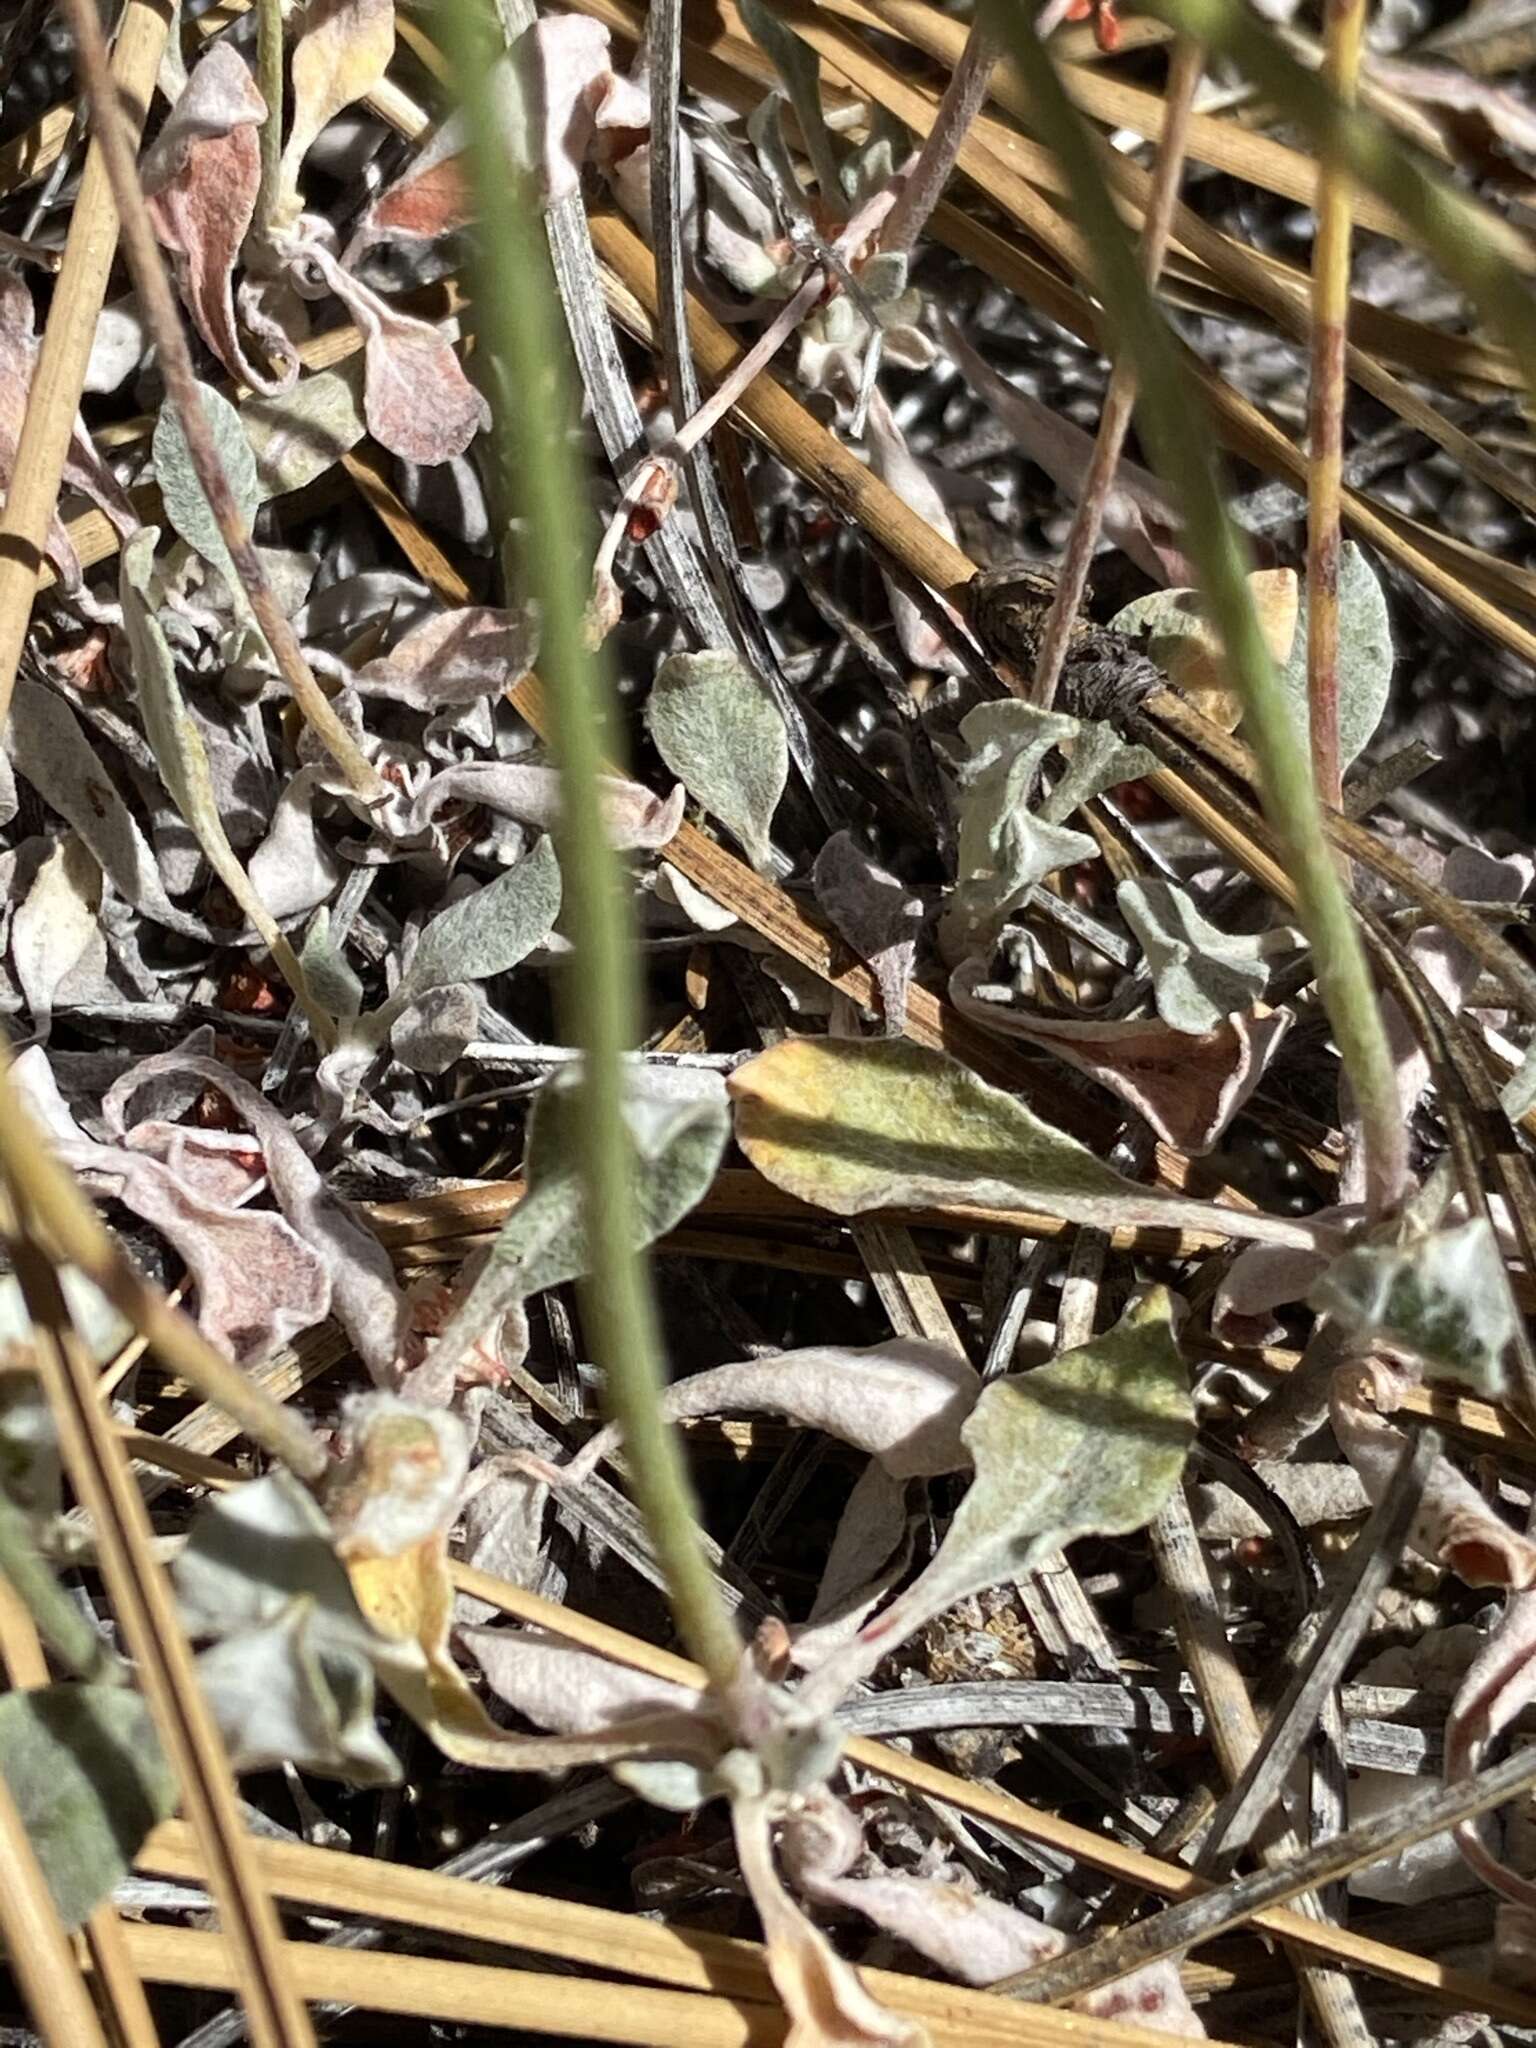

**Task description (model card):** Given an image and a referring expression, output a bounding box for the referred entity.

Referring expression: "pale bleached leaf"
[794,1461,912,1669]
[1311,1218,1514,1393]
[152,383,259,597]
[937,701,1095,966]
[354,604,539,710]
[562,1339,979,1486]
[246,765,341,922]
[647,650,787,872]
[1447,1591,1536,1909]
[196,1602,400,1786]
[813,831,921,1034]
[405,758,685,849]
[730,1036,1327,1249]
[11,835,102,1037]
[277,0,395,226]
[501,16,650,207]
[1279,542,1393,766]
[426,1066,729,1379]
[1117,877,1276,1034]
[0,1685,176,1928]
[951,965,1292,1155]
[324,1394,471,1559]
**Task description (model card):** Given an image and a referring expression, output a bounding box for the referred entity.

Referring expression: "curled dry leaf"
[732,1793,927,2048]
[404,758,685,848]
[1111,570,1298,734]
[812,831,922,1034]
[1446,1592,1536,1909]
[11,833,104,1037]
[142,44,283,390]
[730,1035,1332,1250]
[353,119,472,255]
[781,1793,1205,2032]
[1331,1359,1536,1588]
[647,649,788,872]
[951,964,1292,1156]
[104,1045,406,1382]
[503,14,651,208]
[354,604,540,710]
[864,390,961,669]
[560,1338,981,1487]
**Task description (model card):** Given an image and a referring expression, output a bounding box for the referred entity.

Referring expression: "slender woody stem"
[1306,0,1369,812]
[443,0,742,1693]
[984,0,1409,1221]
[883,17,1001,259]
[1032,39,1203,709]
[255,0,285,251]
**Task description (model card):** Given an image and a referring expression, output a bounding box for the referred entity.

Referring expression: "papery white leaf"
[276,0,395,227]
[1118,877,1275,1034]
[324,1394,471,1559]
[864,391,960,669]
[404,759,685,849]
[1447,1592,1536,1909]
[354,605,539,710]
[647,650,787,872]
[246,765,340,921]
[1311,1218,1514,1393]
[502,16,651,208]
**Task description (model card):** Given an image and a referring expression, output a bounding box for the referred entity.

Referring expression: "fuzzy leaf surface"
[647,650,787,871]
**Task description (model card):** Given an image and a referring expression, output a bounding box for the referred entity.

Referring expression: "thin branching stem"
[443,0,742,1693]
[59,0,386,809]
[1306,0,1369,811]
[883,16,1001,259]
[1032,38,1203,709]
[983,0,1409,1222]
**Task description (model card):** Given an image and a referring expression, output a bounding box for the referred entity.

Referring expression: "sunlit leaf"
[0,1685,176,1927]
[277,0,396,227]
[730,1036,1326,1249]
[196,1603,400,1786]
[11,834,103,1036]
[243,364,367,500]
[1311,1218,1514,1393]
[1112,570,1297,734]
[647,650,787,872]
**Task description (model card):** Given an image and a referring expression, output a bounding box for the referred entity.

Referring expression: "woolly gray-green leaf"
[806,1291,1193,1707]
[737,0,843,204]
[196,1602,400,1786]
[1118,877,1277,1033]
[1310,1218,1514,1393]
[0,1685,177,1927]
[1280,542,1393,766]
[427,1066,731,1377]
[400,835,562,1003]
[299,908,364,1021]
[243,363,367,500]
[151,381,259,594]
[647,650,787,872]
[730,1035,1326,1250]
[937,701,1095,964]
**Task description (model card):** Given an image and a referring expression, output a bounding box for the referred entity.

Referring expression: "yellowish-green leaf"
[729,1035,1325,1249]
[276,0,396,227]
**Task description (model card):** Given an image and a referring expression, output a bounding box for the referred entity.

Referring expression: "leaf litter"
[1,0,1535,2043]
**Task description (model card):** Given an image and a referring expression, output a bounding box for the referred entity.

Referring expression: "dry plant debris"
[0,0,1534,2041]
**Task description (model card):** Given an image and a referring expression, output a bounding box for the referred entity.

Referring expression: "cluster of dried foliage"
[0,0,1534,2041]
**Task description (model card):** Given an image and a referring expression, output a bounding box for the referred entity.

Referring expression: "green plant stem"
[0,1491,123,1684]
[441,0,742,1694]
[255,0,284,249]
[1135,0,1536,404]
[983,0,1409,1222]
